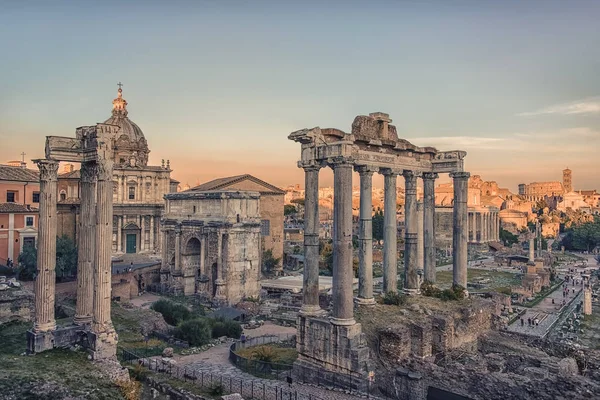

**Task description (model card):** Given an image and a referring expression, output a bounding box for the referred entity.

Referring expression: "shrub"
[421,281,441,297]
[151,299,191,326]
[208,382,225,396]
[382,291,407,306]
[174,318,212,346]
[211,319,242,339]
[252,346,276,362]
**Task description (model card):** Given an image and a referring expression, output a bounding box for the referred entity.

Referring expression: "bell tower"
[563,168,572,193]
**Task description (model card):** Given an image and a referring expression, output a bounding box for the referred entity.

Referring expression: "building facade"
[55,87,175,254]
[160,190,261,304]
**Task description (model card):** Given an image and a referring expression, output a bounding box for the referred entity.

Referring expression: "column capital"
[96,159,114,181]
[402,169,418,179]
[81,162,98,184]
[450,171,470,180]
[35,159,59,182]
[422,172,439,181]
[380,167,402,176]
[300,162,321,172]
[354,165,378,175]
[326,156,354,167]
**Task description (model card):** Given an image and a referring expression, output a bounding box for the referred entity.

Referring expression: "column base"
[27,330,54,354]
[73,316,93,327]
[88,328,118,360]
[355,297,377,306]
[330,317,356,326]
[33,321,57,333]
[299,305,327,316]
[403,288,421,296]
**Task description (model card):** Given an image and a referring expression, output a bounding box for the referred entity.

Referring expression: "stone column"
[200,235,206,275]
[451,172,470,289]
[422,172,438,283]
[381,168,400,294]
[403,170,419,293]
[529,237,535,263]
[92,155,117,352]
[149,216,155,252]
[140,216,146,251]
[33,160,59,333]
[116,216,122,253]
[355,165,376,305]
[417,201,424,271]
[300,164,323,315]
[175,227,181,272]
[74,162,96,326]
[117,176,122,203]
[331,159,354,325]
[214,231,226,301]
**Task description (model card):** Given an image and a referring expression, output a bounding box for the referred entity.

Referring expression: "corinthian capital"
[80,162,97,184]
[422,172,439,181]
[35,159,59,182]
[96,159,114,181]
[450,171,470,180]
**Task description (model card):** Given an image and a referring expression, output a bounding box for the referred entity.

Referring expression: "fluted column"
[174,227,181,273]
[300,164,323,315]
[403,170,419,293]
[116,216,122,253]
[355,165,376,305]
[200,235,206,275]
[141,216,146,251]
[214,231,226,300]
[417,201,424,270]
[381,168,400,294]
[74,162,96,326]
[451,172,470,289]
[117,176,123,203]
[331,159,354,325]
[422,172,438,283]
[92,156,116,338]
[149,216,155,252]
[33,159,59,333]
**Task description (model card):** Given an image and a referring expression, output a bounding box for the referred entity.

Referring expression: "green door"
[126,234,137,254]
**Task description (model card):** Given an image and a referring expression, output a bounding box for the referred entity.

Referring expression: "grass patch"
[0,321,125,399]
[236,344,298,365]
[436,268,521,290]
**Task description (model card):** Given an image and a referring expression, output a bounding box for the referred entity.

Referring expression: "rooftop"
[190,174,285,194]
[0,203,38,213]
[0,164,38,183]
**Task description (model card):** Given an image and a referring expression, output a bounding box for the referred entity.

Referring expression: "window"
[60,192,66,201]
[128,186,135,200]
[6,191,16,202]
[193,206,196,214]
[25,216,34,227]
[23,237,35,248]
[32,192,40,203]
[260,219,270,236]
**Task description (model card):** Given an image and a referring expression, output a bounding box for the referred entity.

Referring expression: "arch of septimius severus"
[289,112,472,388]
[28,123,119,359]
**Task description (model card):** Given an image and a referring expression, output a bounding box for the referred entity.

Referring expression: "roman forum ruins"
[289,112,470,386]
[27,123,120,359]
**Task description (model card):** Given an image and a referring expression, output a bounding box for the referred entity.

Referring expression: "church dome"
[104,85,150,168]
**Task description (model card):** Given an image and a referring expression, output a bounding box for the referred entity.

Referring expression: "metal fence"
[229,334,296,379]
[120,347,327,400]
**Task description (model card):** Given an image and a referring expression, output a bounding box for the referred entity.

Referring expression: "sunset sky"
[1,1,598,192]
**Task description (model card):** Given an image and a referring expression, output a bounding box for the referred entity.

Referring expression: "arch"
[184,237,201,255]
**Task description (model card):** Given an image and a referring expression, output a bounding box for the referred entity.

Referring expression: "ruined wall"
[259,194,284,264]
[0,288,34,324]
[224,228,261,304]
[434,208,453,247]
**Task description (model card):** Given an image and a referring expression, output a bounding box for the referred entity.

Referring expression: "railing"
[229,334,296,379]
[120,347,326,400]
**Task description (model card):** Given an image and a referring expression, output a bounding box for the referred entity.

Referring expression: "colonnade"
[32,157,116,355]
[114,173,169,204]
[115,214,160,253]
[467,210,500,243]
[299,159,470,324]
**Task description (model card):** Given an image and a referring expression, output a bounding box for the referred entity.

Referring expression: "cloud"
[517,97,600,116]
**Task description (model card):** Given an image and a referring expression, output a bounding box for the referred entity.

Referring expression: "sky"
[0,0,599,192]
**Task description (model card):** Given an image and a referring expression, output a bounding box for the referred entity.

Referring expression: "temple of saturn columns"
[289,112,470,387]
[27,123,119,360]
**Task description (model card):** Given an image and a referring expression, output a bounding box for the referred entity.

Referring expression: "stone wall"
[224,228,261,304]
[259,194,284,264]
[0,288,34,325]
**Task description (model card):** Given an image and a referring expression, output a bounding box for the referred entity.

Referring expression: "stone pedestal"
[294,315,371,392]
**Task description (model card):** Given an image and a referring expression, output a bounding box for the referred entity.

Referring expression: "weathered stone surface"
[0,288,34,325]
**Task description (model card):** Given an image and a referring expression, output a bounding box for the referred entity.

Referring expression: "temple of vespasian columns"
[289,112,469,388]
[27,123,119,360]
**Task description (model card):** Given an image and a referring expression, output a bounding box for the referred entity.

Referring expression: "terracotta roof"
[59,170,81,179]
[190,174,285,194]
[0,203,38,213]
[0,165,38,183]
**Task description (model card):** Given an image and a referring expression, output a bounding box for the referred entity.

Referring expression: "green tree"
[372,208,384,242]
[151,299,191,326]
[175,318,212,346]
[262,249,281,276]
[499,228,518,247]
[320,241,333,275]
[284,205,297,216]
[56,235,78,281]
[290,198,305,206]
[17,245,37,281]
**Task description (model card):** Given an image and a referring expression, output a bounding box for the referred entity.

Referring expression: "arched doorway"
[182,237,201,271]
[122,222,140,253]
